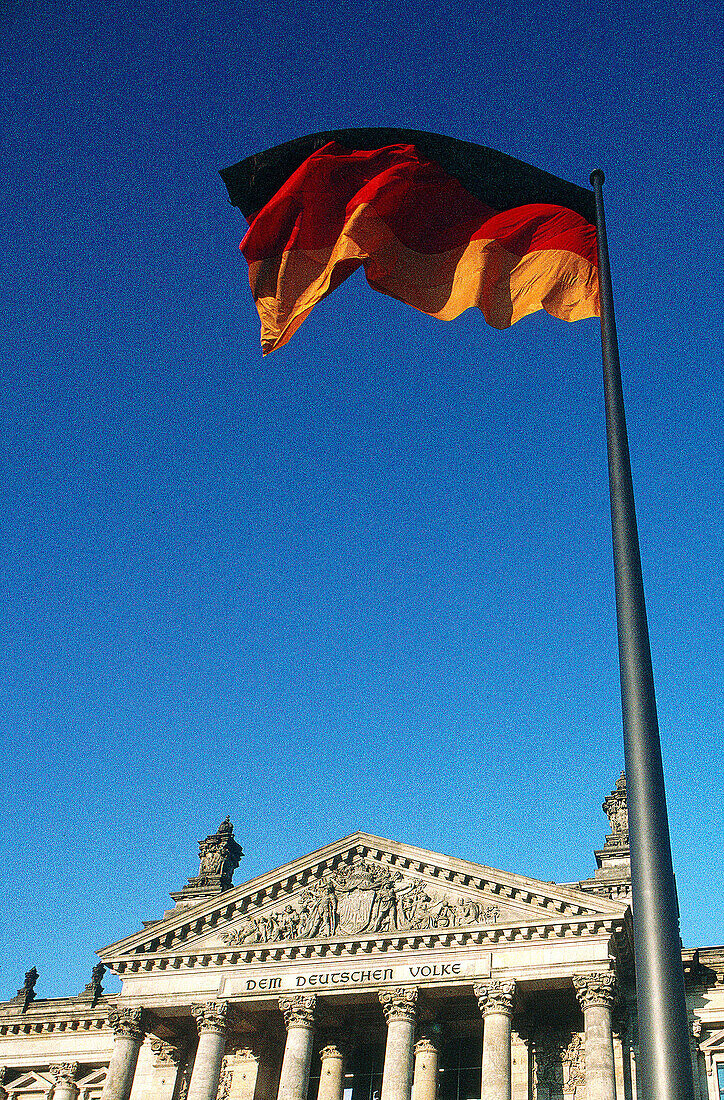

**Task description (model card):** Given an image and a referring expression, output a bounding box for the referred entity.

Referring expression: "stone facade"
[1,799,722,1100]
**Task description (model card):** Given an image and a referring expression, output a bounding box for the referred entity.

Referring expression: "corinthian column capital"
[414,1034,440,1055]
[379,987,418,1023]
[279,994,317,1029]
[573,972,617,1010]
[50,1062,79,1086]
[191,1000,228,1035]
[107,1007,146,1041]
[319,1041,346,1061]
[474,980,516,1017]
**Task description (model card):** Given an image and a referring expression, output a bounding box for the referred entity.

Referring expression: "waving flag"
[220,129,599,355]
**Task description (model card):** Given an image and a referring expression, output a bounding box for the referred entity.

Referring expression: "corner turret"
[168,816,243,910]
[577,773,632,903]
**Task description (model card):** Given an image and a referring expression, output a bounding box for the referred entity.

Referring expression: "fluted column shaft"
[278,995,317,1100]
[318,1043,346,1100]
[187,1002,228,1100]
[101,1009,145,1100]
[380,988,418,1100]
[475,981,516,1100]
[412,1035,440,1100]
[574,974,617,1100]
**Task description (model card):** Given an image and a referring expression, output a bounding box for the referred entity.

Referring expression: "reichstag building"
[2,775,723,1100]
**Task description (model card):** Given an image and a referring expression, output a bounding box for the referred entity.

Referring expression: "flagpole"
[590,169,694,1100]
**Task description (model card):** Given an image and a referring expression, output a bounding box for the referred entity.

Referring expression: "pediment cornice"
[98,833,627,974]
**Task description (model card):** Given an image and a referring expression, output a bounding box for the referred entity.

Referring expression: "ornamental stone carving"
[320,1043,346,1061]
[177,1063,193,1100]
[603,773,628,841]
[573,973,617,1009]
[191,1001,228,1035]
[414,1035,440,1055]
[50,1063,79,1085]
[107,1006,145,1041]
[80,962,106,1005]
[279,994,317,1028]
[379,987,418,1022]
[474,980,516,1016]
[534,1030,584,1096]
[150,1039,183,1065]
[14,967,39,1012]
[184,817,243,892]
[221,859,502,946]
[237,1044,261,1062]
[217,1062,234,1100]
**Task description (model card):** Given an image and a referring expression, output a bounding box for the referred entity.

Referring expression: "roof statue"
[169,815,244,910]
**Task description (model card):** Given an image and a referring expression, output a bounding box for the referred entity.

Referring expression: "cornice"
[103,915,626,976]
[0,1012,112,1037]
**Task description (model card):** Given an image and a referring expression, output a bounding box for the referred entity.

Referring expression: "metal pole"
[590,169,694,1100]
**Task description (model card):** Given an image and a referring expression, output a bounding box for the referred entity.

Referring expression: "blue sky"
[2,0,722,1000]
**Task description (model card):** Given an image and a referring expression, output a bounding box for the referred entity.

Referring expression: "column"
[412,1034,440,1100]
[50,1062,80,1100]
[278,995,317,1100]
[573,973,617,1100]
[0,1066,7,1100]
[318,1042,346,1100]
[379,987,418,1100]
[101,1007,146,1100]
[187,1001,228,1100]
[474,980,516,1100]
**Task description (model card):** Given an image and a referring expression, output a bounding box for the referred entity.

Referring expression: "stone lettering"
[247,977,283,990]
[244,963,453,994]
[408,962,463,978]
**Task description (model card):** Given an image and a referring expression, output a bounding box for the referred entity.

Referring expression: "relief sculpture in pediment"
[221,860,502,946]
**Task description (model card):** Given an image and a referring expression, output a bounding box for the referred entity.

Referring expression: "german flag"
[220,129,599,355]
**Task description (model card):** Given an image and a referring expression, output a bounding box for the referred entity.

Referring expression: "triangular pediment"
[5,1070,53,1092]
[699,1028,724,1054]
[99,833,626,971]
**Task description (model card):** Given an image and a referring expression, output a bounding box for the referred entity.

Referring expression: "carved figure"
[184,817,243,892]
[367,881,397,932]
[21,968,38,994]
[199,842,226,877]
[300,879,339,937]
[219,858,516,947]
[16,967,39,1012]
[603,773,629,839]
[433,900,456,928]
[279,906,301,938]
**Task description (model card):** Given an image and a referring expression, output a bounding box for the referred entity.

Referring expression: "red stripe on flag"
[242,142,596,268]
